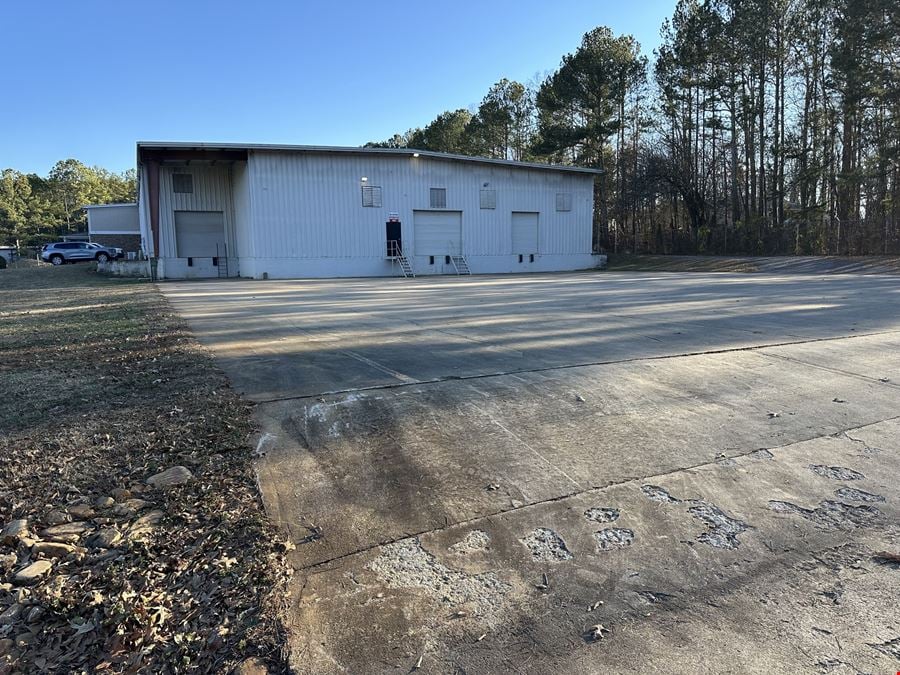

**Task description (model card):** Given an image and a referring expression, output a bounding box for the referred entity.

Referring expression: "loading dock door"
[511,211,539,254]
[174,211,226,258]
[414,210,462,256]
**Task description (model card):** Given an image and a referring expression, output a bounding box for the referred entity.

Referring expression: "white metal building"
[137,142,601,279]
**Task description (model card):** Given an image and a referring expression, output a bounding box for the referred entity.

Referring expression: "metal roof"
[82,202,137,210]
[136,141,603,175]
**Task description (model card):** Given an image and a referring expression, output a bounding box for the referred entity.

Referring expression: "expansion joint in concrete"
[253,328,900,406]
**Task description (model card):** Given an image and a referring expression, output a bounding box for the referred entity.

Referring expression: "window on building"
[361,185,383,207]
[479,189,496,209]
[556,192,572,212]
[173,174,194,194]
[430,187,447,209]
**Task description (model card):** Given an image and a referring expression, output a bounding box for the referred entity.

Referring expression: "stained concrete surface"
[159,272,900,674]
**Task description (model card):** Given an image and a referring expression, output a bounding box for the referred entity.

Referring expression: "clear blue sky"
[1,0,673,175]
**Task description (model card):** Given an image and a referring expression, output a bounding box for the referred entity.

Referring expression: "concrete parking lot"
[161,272,900,674]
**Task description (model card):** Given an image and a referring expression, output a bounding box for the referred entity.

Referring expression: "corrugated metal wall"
[232,162,252,259]
[158,165,235,258]
[246,151,593,260]
[138,167,151,255]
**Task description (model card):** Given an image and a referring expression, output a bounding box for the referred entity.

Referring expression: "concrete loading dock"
[161,271,900,674]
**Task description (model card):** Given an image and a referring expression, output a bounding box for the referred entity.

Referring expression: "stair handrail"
[388,239,415,277]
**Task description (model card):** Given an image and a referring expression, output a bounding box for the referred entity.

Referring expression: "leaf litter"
[0,265,290,673]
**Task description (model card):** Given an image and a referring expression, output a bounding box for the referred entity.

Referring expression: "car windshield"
[87,243,101,248]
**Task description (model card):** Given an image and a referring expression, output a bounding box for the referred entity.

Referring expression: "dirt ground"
[0,263,290,673]
[160,270,900,674]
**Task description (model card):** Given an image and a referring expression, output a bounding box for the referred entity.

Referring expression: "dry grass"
[0,264,289,673]
[605,254,759,272]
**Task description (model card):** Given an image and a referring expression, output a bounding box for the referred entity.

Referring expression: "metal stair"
[387,240,415,277]
[216,244,229,278]
[397,252,415,277]
[450,255,470,275]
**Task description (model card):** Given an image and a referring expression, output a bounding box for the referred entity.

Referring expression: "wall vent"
[173,174,194,194]
[430,188,447,209]
[361,185,383,207]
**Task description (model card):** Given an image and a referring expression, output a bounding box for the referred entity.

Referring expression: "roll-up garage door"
[511,211,539,254]
[174,211,226,258]
[414,210,462,256]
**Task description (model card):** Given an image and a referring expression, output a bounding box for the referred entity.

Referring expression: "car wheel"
[96,253,110,263]
[50,255,64,266]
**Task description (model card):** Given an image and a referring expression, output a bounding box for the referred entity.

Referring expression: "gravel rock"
[1,520,29,547]
[0,603,23,626]
[44,511,68,526]
[40,521,93,543]
[236,657,269,675]
[111,488,132,501]
[93,496,115,509]
[68,504,96,520]
[0,554,16,571]
[147,466,193,489]
[111,488,131,502]
[86,528,122,550]
[128,510,164,540]
[0,638,13,656]
[25,607,44,623]
[111,499,151,517]
[32,542,75,559]
[13,561,53,585]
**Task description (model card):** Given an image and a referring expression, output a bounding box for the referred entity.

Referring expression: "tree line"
[368,0,900,256]
[0,160,136,247]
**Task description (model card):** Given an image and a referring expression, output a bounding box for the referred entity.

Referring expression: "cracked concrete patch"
[641,485,680,503]
[809,464,865,481]
[869,637,900,659]
[448,529,491,554]
[640,487,749,549]
[687,502,749,549]
[367,538,510,625]
[768,499,880,528]
[584,507,620,523]
[594,528,635,551]
[835,486,885,503]
[748,448,774,460]
[521,528,573,561]
[841,432,882,454]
